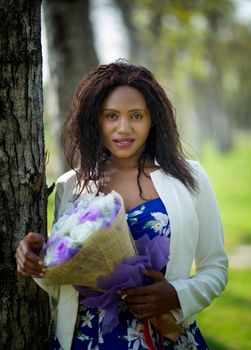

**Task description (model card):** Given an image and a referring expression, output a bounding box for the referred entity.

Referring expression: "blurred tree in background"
[43,0,98,173]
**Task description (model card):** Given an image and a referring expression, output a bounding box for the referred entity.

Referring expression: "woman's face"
[99,86,152,162]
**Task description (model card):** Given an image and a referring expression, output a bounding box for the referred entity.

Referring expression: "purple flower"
[45,236,80,266]
[78,205,101,224]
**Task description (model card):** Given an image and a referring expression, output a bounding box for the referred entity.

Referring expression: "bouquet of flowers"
[42,191,183,342]
[42,191,137,288]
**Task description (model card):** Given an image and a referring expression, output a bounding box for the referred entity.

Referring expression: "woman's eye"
[106,113,117,120]
[131,114,143,120]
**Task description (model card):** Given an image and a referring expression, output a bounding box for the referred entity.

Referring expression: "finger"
[143,269,165,282]
[19,239,44,265]
[16,245,42,270]
[125,295,149,304]
[16,246,45,276]
[17,260,46,277]
[26,232,44,253]
[26,232,44,245]
[129,302,152,314]
[131,310,154,320]
[17,265,42,278]
[123,284,153,296]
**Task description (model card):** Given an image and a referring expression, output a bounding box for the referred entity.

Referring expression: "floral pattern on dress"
[51,198,208,350]
[143,211,170,236]
[122,319,149,350]
[126,198,171,241]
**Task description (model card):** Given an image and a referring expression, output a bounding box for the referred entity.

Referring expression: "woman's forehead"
[102,86,147,109]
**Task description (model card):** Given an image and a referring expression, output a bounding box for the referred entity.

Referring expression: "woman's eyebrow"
[102,108,147,112]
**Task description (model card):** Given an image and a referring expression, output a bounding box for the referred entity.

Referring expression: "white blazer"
[35,161,228,350]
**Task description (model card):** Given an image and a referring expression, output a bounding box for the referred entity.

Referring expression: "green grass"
[198,140,251,349]
[200,141,251,251]
[198,269,251,350]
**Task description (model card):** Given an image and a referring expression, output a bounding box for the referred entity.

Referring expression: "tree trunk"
[0,1,50,349]
[113,0,142,64]
[43,0,99,174]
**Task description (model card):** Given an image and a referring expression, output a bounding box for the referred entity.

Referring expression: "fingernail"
[121,294,128,300]
[39,272,45,277]
[38,261,43,266]
[41,268,47,273]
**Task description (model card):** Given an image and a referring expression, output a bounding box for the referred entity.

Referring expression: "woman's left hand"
[120,269,180,320]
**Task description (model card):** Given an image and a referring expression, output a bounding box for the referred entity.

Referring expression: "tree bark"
[0,1,50,349]
[43,0,99,174]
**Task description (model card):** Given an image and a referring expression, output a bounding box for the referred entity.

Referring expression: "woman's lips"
[113,138,135,148]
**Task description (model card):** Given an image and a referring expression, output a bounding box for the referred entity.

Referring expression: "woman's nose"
[116,117,131,134]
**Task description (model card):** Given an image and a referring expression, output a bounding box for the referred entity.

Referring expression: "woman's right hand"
[15,232,46,278]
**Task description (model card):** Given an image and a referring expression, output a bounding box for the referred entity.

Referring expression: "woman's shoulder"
[186,160,210,184]
[154,160,211,195]
[186,159,201,172]
[153,160,204,180]
[54,170,77,200]
[55,169,98,197]
[56,169,77,185]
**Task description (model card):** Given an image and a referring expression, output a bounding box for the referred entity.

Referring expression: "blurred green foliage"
[200,137,251,250]
[198,268,251,350]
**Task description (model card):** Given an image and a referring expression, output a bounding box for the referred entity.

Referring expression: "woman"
[16,61,228,350]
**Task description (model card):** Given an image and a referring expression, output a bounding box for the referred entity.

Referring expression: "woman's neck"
[105,156,155,173]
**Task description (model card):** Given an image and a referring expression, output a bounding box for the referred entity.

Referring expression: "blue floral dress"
[52,198,208,350]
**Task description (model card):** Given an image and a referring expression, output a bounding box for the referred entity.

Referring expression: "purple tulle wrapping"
[75,234,170,334]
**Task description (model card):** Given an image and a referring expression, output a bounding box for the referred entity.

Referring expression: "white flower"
[87,340,93,350]
[127,319,149,350]
[152,221,163,233]
[70,220,102,244]
[81,310,95,328]
[151,212,169,226]
[98,310,105,324]
[163,226,171,237]
[98,327,104,344]
[79,193,97,209]
[76,332,91,342]
[97,194,116,216]
[51,214,78,236]
[174,330,199,350]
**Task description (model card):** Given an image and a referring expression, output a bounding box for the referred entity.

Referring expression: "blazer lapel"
[150,169,181,275]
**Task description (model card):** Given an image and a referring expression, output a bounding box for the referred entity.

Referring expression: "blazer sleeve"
[170,163,228,322]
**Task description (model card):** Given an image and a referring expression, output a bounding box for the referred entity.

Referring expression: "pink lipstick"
[113,138,135,148]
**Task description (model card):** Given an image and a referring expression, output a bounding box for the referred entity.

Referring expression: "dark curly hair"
[64,60,197,196]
